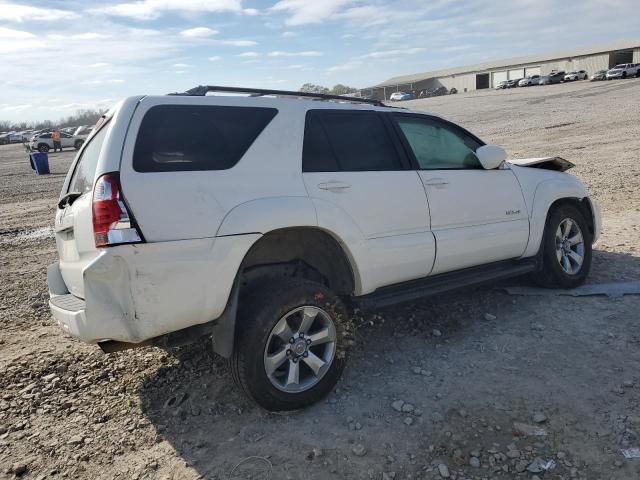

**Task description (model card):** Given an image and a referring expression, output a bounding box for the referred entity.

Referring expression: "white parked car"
[30,131,85,152]
[389,91,412,101]
[606,63,640,79]
[564,70,588,81]
[518,75,541,86]
[48,86,601,411]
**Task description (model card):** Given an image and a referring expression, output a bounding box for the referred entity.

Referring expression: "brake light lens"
[92,173,142,248]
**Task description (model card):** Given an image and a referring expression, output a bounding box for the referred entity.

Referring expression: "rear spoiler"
[507,156,574,172]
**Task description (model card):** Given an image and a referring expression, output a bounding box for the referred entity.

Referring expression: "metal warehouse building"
[365,39,640,100]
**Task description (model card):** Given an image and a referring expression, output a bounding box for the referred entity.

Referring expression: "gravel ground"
[1,78,640,480]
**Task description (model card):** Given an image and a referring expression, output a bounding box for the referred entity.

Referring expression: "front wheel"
[74,140,84,150]
[37,144,50,153]
[230,279,351,411]
[533,204,592,289]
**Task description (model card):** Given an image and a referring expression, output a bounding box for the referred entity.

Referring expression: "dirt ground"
[1,79,639,480]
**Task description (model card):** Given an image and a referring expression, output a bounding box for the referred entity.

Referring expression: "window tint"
[133,105,277,172]
[395,115,482,170]
[68,123,109,193]
[303,110,402,172]
[41,133,52,139]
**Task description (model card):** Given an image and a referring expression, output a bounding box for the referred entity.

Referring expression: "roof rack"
[168,85,384,106]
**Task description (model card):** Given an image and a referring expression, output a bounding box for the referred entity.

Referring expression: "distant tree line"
[0,108,106,132]
[299,83,360,95]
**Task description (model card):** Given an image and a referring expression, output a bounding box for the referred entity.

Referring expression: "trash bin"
[30,152,50,175]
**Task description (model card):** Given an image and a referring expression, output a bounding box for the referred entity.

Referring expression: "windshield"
[613,65,625,69]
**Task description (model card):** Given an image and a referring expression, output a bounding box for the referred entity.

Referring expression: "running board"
[354,259,538,311]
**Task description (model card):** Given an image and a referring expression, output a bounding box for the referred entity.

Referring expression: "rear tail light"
[92,173,142,248]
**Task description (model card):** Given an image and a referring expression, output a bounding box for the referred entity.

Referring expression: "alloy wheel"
[555,218,585,275]
[263,306,337,393]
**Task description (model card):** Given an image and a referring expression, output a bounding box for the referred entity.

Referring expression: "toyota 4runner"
[48,86,601,411]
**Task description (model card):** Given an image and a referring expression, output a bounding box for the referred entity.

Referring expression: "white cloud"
[282,31,297,37]
[327,60,363,72]
[243,8,259,15]
[271,0,355,26]
[1,104,32,112]
[287,64,305,69]
[93,0,244,20]
[172,63,189,67]
[90,62,111,68]
[222,39,257,47]
[237,51,259,57]
[364,47,426,58]
[342,33,354,38]
[72,33,111,40]
[0,2,79,22]
[208,56,222,61]
[181,27,218,38]
[268,50,323,57]
[0,27,35,39]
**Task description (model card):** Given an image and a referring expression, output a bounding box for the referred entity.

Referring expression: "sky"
[0,0,638,122]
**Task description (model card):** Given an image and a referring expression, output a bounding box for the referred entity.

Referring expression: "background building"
[364,39,640,100]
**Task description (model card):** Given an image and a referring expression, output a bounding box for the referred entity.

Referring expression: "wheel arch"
[211,226,360,358]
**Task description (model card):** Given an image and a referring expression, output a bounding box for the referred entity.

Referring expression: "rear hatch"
[55,120,112,299]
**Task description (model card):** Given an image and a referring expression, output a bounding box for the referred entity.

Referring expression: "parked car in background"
[0,133,9,145]
[540,71,565,85]
[564,70,588,81]
[606,63,640,79]
[389,91,412,101]
[494,80,508,90]
[506,79,521,88]
[73,126,94,148]
[519,75,541,86]
[590,70,607,81]
[8,132,24,143]
[30,131,84,152]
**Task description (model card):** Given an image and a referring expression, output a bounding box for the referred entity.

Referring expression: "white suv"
[606,63,640,79]
[30,131,85,152]
[48,86,601,411]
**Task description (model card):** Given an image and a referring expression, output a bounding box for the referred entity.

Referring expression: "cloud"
[181,27,218,38]
[0,27,35,39]
[72,33,111,40]
[243,8,259,15]
[237,51,259,57]
[93,0,243,20]
[287,64,305,69]
[267,50,323,57]
[90,62,111,68]
[208,56,222,61]
[364,47,426,58]
[271,0,355,26]
[327,60,363,72]
[0,2,79,22]
[222,39,257,46]
[281,31,297,37]
[172,63,189,67]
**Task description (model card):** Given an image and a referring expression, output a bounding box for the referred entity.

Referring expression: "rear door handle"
[423,178,449,188]
[318,181,351,192]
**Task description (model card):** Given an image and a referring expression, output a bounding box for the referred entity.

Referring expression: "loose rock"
[437,463,450,478]
[352,444,367,456]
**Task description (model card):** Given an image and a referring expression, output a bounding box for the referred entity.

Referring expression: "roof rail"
[168,85,384,106]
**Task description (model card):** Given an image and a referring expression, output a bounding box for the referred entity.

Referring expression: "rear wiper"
[57,191,82,209]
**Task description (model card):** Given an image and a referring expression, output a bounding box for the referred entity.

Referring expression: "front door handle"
[318,181,351,192]
[423,178,449,188]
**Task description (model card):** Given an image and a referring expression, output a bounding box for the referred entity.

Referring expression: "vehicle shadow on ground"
[137,249,640,480]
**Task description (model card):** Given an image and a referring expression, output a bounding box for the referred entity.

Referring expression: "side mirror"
[476,144,507,170]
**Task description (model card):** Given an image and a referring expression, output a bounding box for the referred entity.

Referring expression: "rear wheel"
[74,140,84,150]
[533,204,592,288]
[37,144,49,153]
[230,279,351,411]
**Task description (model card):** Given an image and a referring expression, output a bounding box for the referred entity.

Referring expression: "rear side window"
[68,124,109,193]
[303,110,402,172]
[133,105,277,172]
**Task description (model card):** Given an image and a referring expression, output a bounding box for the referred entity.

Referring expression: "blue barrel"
[30,152,50,175]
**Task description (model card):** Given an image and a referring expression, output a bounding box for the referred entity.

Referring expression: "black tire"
[230,278,351,411]
[622,72,627,79]
[533,204,592,289]
[37,144,49,153]
[74,140,84,150]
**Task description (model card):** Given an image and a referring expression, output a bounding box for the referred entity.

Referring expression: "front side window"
[302,110,402,172]
[133,105,277,172]
[395,115,482,170]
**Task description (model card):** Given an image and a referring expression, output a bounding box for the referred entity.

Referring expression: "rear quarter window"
[132,105,278,172]
[68,124,109,193]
